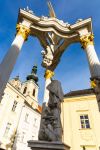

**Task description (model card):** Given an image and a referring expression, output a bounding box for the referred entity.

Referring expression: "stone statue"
[9,76,21,90]
[40,2,61,68]
[41,45,54,67]
[38,80,63,141]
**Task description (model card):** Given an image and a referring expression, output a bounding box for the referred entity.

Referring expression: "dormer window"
[23,87,27,94]
[33,89,35,96]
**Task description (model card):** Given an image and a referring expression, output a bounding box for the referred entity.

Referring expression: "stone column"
[80,34,100,111]
[80,34,100,78]
[0,23,30,100]
[43,69,54,103]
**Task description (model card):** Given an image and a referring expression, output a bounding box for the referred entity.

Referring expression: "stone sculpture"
[38,80,63,141]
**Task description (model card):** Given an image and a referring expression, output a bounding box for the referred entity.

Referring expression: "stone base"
[28,140,70,150]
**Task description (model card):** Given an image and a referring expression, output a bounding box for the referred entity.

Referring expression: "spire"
[47,1,56,18]
[31,64,37,74]
[26,65,38,84]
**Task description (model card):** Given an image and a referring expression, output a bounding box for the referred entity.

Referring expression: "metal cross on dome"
[25,0,32,10]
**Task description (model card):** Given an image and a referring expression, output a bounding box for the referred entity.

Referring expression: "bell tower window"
[33,89,35,96]
[23,87,27,94]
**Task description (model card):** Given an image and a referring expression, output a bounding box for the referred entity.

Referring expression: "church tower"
[21,65,39,109]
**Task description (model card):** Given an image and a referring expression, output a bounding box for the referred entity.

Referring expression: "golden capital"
[16,24,30,41]
[80,34,94,49]
[90,79,96,88]
[44,70,54,79]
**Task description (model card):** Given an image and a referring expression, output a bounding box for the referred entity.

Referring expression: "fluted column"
[0,23,30,100]
[80,34,100,78]
[43,69,54,103]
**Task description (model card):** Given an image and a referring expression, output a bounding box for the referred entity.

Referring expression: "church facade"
[0,65,41,150]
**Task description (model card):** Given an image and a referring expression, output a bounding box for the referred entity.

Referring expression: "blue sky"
[0,0,100,104]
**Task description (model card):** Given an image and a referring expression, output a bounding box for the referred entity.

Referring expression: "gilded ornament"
[16,24,30,41]
[44,70,54,79]
[80,34,94,49]
[91,79,96,88]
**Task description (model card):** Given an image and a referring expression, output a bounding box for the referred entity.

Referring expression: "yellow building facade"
[62,89,100,150]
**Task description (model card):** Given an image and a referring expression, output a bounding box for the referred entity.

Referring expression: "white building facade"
[13,104,41,150]
[0,65,41,150]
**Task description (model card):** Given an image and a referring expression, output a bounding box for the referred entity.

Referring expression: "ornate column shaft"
[43,69,54,103]
[80,34,100,111]
[80,34,100,78]
[0,23,30,100]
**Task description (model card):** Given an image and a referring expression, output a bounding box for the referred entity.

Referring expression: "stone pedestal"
[28,140,70,150]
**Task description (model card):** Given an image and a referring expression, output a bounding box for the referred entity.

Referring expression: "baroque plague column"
[0,21,31,100]
[80,34,100,111]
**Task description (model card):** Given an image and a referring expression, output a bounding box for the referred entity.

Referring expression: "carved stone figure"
[38,80,63,141]
[41,45,54,67]
[9,76,21,90]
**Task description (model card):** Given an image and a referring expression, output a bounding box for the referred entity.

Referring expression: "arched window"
[33,89,35,96]
[23,87,27,94]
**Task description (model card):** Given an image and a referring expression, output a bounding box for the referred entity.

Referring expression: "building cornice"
[6,82,40,111]
[18,9,92,39]
[64,94,96,103]
[23,79,39,89]
[24,101,41,115]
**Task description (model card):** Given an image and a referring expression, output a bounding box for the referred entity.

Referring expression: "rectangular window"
[21,132,25,142]
[32,135,35,140]
[33,118,37,126]
[12,101,18,112]
[80,114,90,129]
[4,123,11,137]
[25,113,29,122]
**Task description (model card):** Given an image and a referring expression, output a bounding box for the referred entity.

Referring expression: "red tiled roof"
[37,105,42,113]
